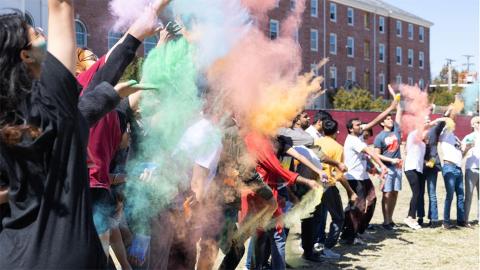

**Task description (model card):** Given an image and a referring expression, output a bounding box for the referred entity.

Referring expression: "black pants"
[321,186,345,249]
[342,179,376,242]
[405,170,423,218]
[301,202,323,256]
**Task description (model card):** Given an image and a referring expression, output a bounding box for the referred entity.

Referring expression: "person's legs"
[315,203,328,245]
[442,164,457,225]
[425,169,439,222]
[301,203,322,256]
[389,191,398,223]
[270,229,287,270]
[381,167,396,225]
[453,167,466,224]
[416,172,426,224]
[464,169,477,223]
[358,180,376,234]
[323,187,344,250]
[405,170,420,218]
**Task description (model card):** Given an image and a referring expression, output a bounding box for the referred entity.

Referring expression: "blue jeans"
[315,204,328,244]
[416,168,439,221]
[442,163,465,224]
[245,229,286,270]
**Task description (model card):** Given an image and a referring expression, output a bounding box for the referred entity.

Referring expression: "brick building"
[5,0,432,109]
[268,0,432,108]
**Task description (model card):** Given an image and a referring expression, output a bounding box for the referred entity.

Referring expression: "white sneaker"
[404,217,421,230]
[313,242,324,252]
[353,237,367,245]
[320,248,341,259]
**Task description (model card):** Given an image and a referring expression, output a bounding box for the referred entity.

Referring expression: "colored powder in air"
[170,0,251,70]
[124,37,207,234]
[462,83,479,114]
[399,84,430,135]
[109,0,151,31]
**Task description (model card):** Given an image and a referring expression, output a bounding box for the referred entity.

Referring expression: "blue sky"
[384,0,479,79]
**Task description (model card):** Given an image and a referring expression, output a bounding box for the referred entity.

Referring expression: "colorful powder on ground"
[399,84,431,135]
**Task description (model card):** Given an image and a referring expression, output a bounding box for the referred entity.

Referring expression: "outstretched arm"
[47,0,76,74]
[362,84,400,131]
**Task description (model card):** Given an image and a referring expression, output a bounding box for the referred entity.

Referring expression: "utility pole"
[446,58,456,90]
[463,54,474,73]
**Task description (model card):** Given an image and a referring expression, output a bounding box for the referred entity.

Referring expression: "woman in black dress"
[0,0,169,268]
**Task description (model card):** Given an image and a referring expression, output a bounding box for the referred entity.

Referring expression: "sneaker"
[353,237,367,246]
[382,223,394,231]
[457,221,472,228]
[320,248,341,259]
[302,253,323,263]
[389,222,399,228]
[443,223,457,229]
[366,224,376,231]
[404,217,421,230]
[417,218,424,226]
[313,242,324,253]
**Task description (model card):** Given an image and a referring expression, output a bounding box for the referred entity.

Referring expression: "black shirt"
[0,53,106,269]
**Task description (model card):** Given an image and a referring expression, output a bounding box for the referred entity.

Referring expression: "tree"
[333,88,389,111]
[428,85,463,106]
[434,64,459,84]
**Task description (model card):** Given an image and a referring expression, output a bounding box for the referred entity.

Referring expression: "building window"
[396,20,402,37]
[310,64,318,76]
[379,73,385,94]
[144,35,158,55]
[269,19,279,40]
[329,33,337,54]
[347,37,354,57]
[396,46,402,65]
[310,29,318,51]
[364,12,370,30]
[364,40,370,59]
[329,66,337,88]
[108,31,123,49]
[311,0,318,17]
[408,77,414,86]
[408,49,414,67]
[379,43,385,62]
[347,66,356,82]
[419,26,424,42]
[75,20,87,47]
[419,51,424,69]
[347,8,354,26]
[330,3,337,22]
[419,78,425,89]
[290,0,296,10]
[396,74,402,84]
[408,23,414,40]
[379,16,385,33]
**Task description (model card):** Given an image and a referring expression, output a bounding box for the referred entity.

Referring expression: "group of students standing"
[0,1,478,270]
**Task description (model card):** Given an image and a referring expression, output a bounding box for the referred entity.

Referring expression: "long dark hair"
[0,10,39,145]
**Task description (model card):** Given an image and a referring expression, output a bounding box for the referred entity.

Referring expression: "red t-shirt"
[242,132,298,219]
[77,56,122,190]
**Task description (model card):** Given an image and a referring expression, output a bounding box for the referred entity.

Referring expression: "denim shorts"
[383,166,402,192]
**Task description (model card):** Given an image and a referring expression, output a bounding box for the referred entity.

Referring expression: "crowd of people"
[0,0,478,270]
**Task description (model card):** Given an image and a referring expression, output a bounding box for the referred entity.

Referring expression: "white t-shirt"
[177,118,222,187]
[344,134,369,180]
[462,131,480,170]
[439,129,463,167]
[293,145,323,170]
[305,125,322,139]
[404,130,426,173]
